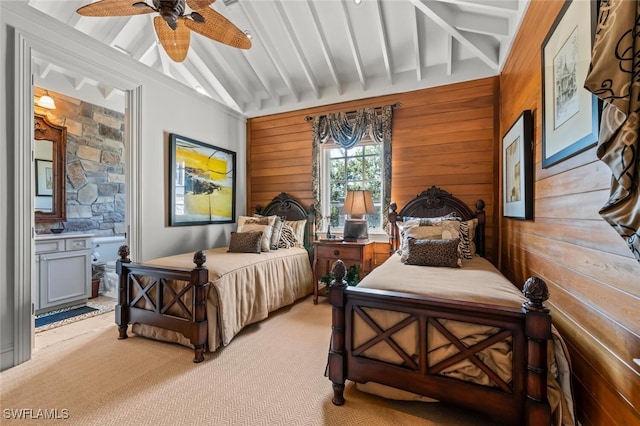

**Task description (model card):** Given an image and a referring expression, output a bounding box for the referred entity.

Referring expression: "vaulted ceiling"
[27,0,529,118]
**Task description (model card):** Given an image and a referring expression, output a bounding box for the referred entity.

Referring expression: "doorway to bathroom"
[32,73,126,333]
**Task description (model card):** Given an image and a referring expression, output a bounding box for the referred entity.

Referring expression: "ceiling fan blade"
[187,0,216,11]
[77,0,154,17]
[184,7,251,50]
[154,16,191,62]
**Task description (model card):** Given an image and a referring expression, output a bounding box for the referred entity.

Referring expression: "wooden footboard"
[327,260,552,426]
[115,245,209,363]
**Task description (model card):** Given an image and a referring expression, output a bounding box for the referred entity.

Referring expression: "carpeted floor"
[1,296,495,425]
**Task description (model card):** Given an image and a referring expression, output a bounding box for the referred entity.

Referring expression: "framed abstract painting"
[169,133,236,226]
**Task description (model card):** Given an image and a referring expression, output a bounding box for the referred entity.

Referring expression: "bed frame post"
[115,245,131,340]
[327,260,348,405]
[388,202,398,254]
[521,277,552,426]
[190,250,209,363]
[475,199,486,257]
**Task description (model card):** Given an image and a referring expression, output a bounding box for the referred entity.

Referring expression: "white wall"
[0,2,247,369]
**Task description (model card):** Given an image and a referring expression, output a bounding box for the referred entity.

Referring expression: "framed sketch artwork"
[36,159,53,196]
[503,110,533,220]
[169,133,236,226]
[541,0,599,168]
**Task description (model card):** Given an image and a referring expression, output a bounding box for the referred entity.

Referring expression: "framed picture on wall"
[169,133,236,226]
[541,0,599,168]
[36,159,53,196]
[503,110,533,219]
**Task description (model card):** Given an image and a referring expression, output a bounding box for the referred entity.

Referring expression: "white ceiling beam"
[339,0,364,92]
[308,1,343,94]
[446,34,452,76]
[239,50,278,105]
[237,1,299,102]
[74,76,90,91]
[412,6,422,82]
[274,0,319,99]
[373,0,393,85]
[102,17,131,47]
[454,11,509,37]
[411,0,499,69]
[181,48,241,111]
[191,36,256,110]
[435,0,519,16]
[39,63,54,80]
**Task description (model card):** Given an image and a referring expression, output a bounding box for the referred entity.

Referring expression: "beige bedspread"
[131,246,313,352]
[352,254,575,426]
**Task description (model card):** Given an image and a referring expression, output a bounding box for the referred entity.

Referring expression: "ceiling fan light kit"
[76,0,251,62]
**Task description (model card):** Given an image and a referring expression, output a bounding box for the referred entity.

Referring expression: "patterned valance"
[311,105,393,148]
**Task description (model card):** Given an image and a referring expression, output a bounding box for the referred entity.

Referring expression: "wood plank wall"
[499,1,640,424]
[247,77,500,262]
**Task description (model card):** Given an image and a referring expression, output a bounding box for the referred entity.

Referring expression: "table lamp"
[341,190,375,242]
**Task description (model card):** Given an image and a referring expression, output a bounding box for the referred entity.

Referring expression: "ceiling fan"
[76,0,251,62]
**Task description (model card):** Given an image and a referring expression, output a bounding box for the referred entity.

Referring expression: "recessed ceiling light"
[244,30,253,40]
[354,0,363,4]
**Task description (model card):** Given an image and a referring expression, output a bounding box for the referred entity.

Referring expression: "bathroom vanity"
[35,233,93,314]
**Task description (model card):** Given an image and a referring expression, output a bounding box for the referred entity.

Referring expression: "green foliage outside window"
[327,145,382,228]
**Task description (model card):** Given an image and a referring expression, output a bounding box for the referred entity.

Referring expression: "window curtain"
[311,105,393,232]
[584,0,640,262]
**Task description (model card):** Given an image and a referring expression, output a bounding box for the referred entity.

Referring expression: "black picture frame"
[503,110,533,219]
[541,0,599,168]
[35,159,53,196]
[169,133,236,226]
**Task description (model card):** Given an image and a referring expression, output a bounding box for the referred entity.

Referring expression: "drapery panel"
[584,0,640,262]
[311,105,393,233]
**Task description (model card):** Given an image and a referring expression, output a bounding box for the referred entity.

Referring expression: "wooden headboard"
[256,193,315,259]
[388,186,486,257]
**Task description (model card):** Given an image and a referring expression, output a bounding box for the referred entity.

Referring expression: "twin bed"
[114,193,314,362]
[115,188,573,425]
[326,186,574,425]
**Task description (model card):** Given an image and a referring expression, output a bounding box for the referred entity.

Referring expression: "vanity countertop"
[35,233,94,241]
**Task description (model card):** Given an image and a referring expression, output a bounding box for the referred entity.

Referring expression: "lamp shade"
[341,190,375,219]
[37,92,56,110]
[341,190,375,242]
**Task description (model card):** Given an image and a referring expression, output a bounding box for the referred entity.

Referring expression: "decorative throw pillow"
[284,219,306,247]
[404,238,461,268]
[402,212,460,227]
[278,223,299,249]
[228,231,263,253]
[464,218,478,256]
[400,220,462,262]
[237,215,275,252]
[255,214,284,251]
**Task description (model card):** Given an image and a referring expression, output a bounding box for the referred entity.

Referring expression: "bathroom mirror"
[34,114,66,223]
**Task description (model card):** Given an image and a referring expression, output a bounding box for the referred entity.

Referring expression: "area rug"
[35,299,116,333]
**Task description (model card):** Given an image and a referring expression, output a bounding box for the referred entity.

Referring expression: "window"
[321,138,384,233]
[311,105,393,237]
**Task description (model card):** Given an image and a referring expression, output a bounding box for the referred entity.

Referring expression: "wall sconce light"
[37,90,56,110]
[341,190,376,242]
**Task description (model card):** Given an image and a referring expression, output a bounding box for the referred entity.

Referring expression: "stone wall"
[35,88,126,237]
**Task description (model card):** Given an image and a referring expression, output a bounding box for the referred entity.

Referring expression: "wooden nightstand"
[312,240,374,304]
